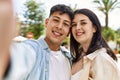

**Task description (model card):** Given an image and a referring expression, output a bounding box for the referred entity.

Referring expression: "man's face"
[45,11,71,45]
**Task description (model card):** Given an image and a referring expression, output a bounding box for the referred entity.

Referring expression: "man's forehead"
[51,12,71,21]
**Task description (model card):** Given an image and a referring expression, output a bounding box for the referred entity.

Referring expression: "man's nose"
[57,22,63,29]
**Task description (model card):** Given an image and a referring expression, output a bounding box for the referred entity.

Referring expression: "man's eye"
[53,19,59,22]
[64,23,70,27]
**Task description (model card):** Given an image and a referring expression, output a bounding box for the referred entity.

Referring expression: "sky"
[13,0,120,30]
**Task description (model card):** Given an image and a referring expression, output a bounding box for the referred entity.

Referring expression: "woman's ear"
[93,25,97,33]
[45,18,49,28]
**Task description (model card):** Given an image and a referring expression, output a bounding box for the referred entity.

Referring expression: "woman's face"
[72,14,96,45]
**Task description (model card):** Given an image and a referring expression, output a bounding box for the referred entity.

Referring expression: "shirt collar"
[38,37,72,59]
[38,37,49,50]
[86,48,106,60]
[38,37,70,53]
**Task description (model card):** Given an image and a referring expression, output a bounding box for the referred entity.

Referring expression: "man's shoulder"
[23,39,38,45]
[22,39,40,50]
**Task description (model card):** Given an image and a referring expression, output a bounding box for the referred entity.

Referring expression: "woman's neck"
[81,42,90,53]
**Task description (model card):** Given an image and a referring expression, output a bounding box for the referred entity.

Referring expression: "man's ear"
[67,27,71,36]
[45,18,49,28]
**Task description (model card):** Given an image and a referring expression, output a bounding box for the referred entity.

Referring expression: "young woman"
[70,9,120,80]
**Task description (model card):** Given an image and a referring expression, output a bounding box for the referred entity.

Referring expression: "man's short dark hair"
[49,4,73,21]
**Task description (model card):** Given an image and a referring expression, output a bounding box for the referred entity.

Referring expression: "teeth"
[76,32,82,36]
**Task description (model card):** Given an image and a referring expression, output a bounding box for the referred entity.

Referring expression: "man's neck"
[48,43,60,51]
[44,38,61,51]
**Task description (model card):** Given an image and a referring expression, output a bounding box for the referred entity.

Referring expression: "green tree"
[93,0,120,29]
[102,27,116,41]
[116,28,120,45]
[22,0,45,39]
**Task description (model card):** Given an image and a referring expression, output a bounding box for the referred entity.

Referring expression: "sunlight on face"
[72,14,96,45]
[45,11,71,45]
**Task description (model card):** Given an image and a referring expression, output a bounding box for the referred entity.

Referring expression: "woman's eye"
[72,24,77,27]
[81,22,87,25]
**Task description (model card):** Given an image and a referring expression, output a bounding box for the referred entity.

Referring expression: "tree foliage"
[102,27,116,41]
[22,0,45,39]
[116,28,120,44]
[93,0,120,29]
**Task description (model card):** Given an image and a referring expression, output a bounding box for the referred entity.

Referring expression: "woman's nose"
[76,24,81,30]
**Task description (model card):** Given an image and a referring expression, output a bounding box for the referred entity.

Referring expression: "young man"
[0,1,73,80]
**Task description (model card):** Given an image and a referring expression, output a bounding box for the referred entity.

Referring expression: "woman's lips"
[76,32,83,36]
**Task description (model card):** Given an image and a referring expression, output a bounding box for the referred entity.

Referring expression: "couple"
[0,1,120,80]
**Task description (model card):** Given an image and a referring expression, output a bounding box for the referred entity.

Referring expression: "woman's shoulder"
[92,48,118,68]
[86,48,107,61]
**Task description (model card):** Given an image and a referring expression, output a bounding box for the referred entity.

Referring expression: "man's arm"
[0,0,16,79]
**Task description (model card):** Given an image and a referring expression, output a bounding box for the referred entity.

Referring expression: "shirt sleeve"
[91,52,120,80]
[4,41,36,80]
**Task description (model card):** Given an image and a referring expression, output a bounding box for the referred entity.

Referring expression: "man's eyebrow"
[53,16,70,23]
[52,16,60,19]
[64,20,71,23]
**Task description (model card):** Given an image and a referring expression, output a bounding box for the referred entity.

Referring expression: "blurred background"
[12,0,120,54]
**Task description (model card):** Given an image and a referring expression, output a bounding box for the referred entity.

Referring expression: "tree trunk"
[105,12,108,29]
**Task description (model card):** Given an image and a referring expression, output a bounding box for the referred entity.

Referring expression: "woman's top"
[71,48,120,80]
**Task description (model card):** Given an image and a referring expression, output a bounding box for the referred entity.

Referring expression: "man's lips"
[52,31,62,36]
